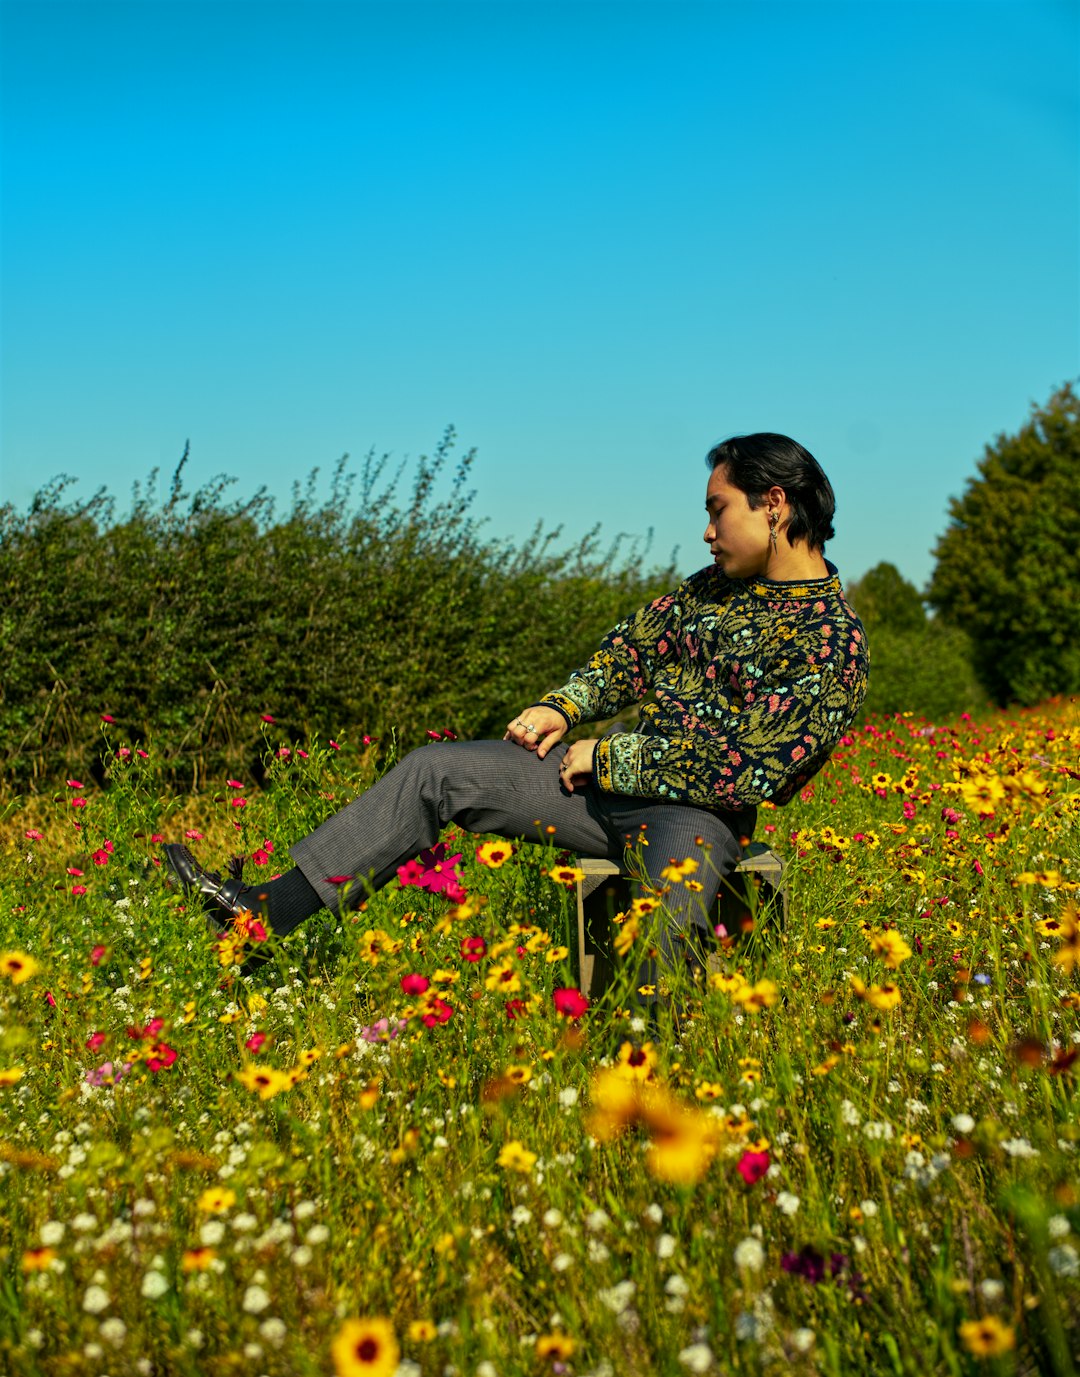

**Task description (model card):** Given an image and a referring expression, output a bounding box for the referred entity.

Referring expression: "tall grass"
[0,702,1078,1376]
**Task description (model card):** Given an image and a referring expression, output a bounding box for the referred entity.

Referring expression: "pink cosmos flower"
[736,1149,770,1185]
[396,859,426,887]
[401,973,430,996]
[90,945,107,965]
[71,798,87,809]
[409,842,464,896]
[137,749,149,759]
[127,1018,165,1041]
[67,867,84,877]
[261,714,276,723]
[553,988,589,1020]
[92,849,110,867]
[329,740,341,751]
[421,997,453,1028]
[86,1031,107,1052]
[185,830,204,841]
[101,714,116,723]
[71,885,88,897]
[245,1031,268,1053]
[359,1017,407,1043]
[86,1061,132,1087]
[25,830,43,841]
[66,779,83,789]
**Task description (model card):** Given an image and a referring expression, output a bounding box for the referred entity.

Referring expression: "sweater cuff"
[535,692,583,728]
[594,733,642,795]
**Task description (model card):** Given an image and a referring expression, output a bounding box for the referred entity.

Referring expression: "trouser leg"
[289,739,616,916]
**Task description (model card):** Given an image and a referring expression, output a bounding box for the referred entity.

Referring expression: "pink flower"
[184,830,204,841]
[326,874,355,885]
[329,740,341,751]
[298,749,308,759]
[362,735,379,746]
[359,1017,406,1043]
[401,973,430,996]
[553,988,589,1020]
[66,779,84,789]
[100,714,116,723]
[460,936,486,963]
[127,1018,165,1040]
[71,797,87,809]
[116,747,131,759]
[252,849,271,866]
[71,885,88,897]
[25,830,43,841]
[91,849,110,867]
[245,1031,268,1053]
[736,1149,770,1185]
[137,749,149,759]
[227,779,244,789]
[67,867,84,877]
[396,858,426,887]
[504,999,528,1021]
[231,798,247,808]
[90,945,107,965]
[242,916,268,944]
[426,730,443,741]
[86,1031,107,1052]
[261,714,276,724]
[400,842,464,896]
[85,1061,132,1088]
[278,747,291,759]
[150,833,164,844]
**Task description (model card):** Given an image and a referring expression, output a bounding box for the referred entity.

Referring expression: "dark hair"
[706,432,836,549]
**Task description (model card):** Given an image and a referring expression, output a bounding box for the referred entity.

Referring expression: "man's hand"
[558,738,598,792]
[504,706,569,758]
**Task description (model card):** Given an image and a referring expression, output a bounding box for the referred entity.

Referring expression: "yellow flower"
[1050,906,1079,973]
[21,1247,56,1271]
[536,1332,576,1361]
[545,946,570,963]
[869,929,912,970]
[484,959,521,993]
[0,951,40,985]
[237,1065,291,1100]
[182,1247,217,1271]
[407,1319,436,1342]
[525,931,551,952]
[614,1041,659,1082]
[959,774,1005,816]
[0,1067,25,1088]
[733,979,779,1013]
[959,1315,1015,1358]
[613,913,641,956]
[197,1187,236,1214]
[708,971,746,995]
[504,1064,532,1085]
[660,857,699,882]
[548,865,586,888]
[866,983,902,1012]
[331,1318,400,1377]
[694,1080,723,1100]
[497,1140,537,1174]
[476,840,512,868]
[816,917,837,930]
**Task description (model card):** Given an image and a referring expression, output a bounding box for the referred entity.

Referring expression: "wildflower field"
[1,705,1078,1377]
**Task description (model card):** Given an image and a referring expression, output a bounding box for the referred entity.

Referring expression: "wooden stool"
[573,843,787,999]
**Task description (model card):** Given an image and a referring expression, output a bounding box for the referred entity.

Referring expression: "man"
[165,432,869,973]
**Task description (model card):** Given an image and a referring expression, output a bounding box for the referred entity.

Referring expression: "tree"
[927,382,1080,706]
[846,563,985,721]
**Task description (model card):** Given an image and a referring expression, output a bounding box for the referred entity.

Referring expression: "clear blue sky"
[1,0,1076,592]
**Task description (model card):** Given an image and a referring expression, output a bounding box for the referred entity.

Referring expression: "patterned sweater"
[538,562,869,811]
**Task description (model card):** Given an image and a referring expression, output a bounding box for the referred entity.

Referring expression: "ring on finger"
[523,723,538,734]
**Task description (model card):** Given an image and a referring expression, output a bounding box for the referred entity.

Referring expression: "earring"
[769,512,779,554]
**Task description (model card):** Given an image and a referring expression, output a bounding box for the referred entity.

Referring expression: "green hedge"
[0,433,676,789]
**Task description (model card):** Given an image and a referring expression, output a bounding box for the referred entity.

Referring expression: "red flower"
[426,730,443,740]
[90,945,107,965]
[137,749,149,759]
[326,875,355,886]
[245,1031,268,1053]
[92,849,111,867]
[505,999,528,1020]
[100,714,116,723]
[362,735,379,746]
[460,936,487,963]
[227,779,244,789]
[261,714,276,723]
[421,997,453,1028]
[150,833,164,844]
[401,973,430,995]
[87,1031,106,1051]
[736,1149,770,1185]
[329,740,341,751]
[71,885,88,897]
[67,867,84,877]
[66,779,84,789]
[71,797,87,809]
[444,880,468,904]
[396,859,425,887]
[553,987,589,1020]
[146,1041,177,1072]
[243,916,268,943]
[127,1018,165,1041]
[231,798,247,809]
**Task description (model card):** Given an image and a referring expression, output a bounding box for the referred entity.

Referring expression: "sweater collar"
[741,559,843,600]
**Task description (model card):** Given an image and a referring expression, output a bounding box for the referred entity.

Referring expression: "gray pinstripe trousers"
[290,739,755,948]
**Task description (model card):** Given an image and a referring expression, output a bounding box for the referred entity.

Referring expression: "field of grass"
[1,706,1078,1377]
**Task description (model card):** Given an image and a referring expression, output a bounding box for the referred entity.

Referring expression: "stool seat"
[573,842,787,999]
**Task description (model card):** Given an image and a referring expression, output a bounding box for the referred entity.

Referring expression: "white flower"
[678,1342,713,1372]
[951,1113,975,1135]
[232,1212,258,1232]
[558,1086,579,1107]
[978,1279,1005,1301]
[293,1200,317,1221]
[1000,1137,1039,1159]
[665,1274,689,1296]
[776,1192,800,1216]
[791,1328,816,1354]
[1048,1244,1079,1278]
[133,1199,156,1218]
[840,1099,861,1126]
[305,1224,330,1245]
[290,1246,313,1268]
[82,1285,110,1314]
[243,1343,263,1360]
[656,1233,677,1259]
[542,1209,563,1228]
[72,1213,97,1233]
[733,1237,764,1271]
[587,1239,610,1263]
[860,1200,879,1217]
[199,1220,225,1246]
[586,1209,610,1232]
[511,1206,533,1228]
[185,1329,204,1349]
[644,1202,663,1224]
[598,1280,636,1314]
[476,1364,498,1377]
[259,1317,287,1344]
[26,1330,44,1350]
[243,1284,271,1313]
[83,1344,104,1361]
[99,1317,127,1346]
[1048,1214,1071,1240]
[141,1271,169,1299]
[552,1252,573,1272]
[40,1221,65,1246]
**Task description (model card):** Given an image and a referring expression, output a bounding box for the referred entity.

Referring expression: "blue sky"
[1,0,1076,592]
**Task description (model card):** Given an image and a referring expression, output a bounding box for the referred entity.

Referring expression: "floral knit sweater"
[538,561,869,812]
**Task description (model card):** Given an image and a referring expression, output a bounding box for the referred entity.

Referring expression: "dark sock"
[242,867,324,937]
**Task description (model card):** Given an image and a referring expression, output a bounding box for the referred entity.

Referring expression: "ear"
[764,484,787,516]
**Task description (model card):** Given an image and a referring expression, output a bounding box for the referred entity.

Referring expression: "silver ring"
[523,722,538,734]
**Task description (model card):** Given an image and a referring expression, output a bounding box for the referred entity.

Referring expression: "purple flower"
[359,1018,407,1044]
[84,1061,132,1088]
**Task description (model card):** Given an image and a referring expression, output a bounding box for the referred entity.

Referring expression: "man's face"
[703,464,772,579]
